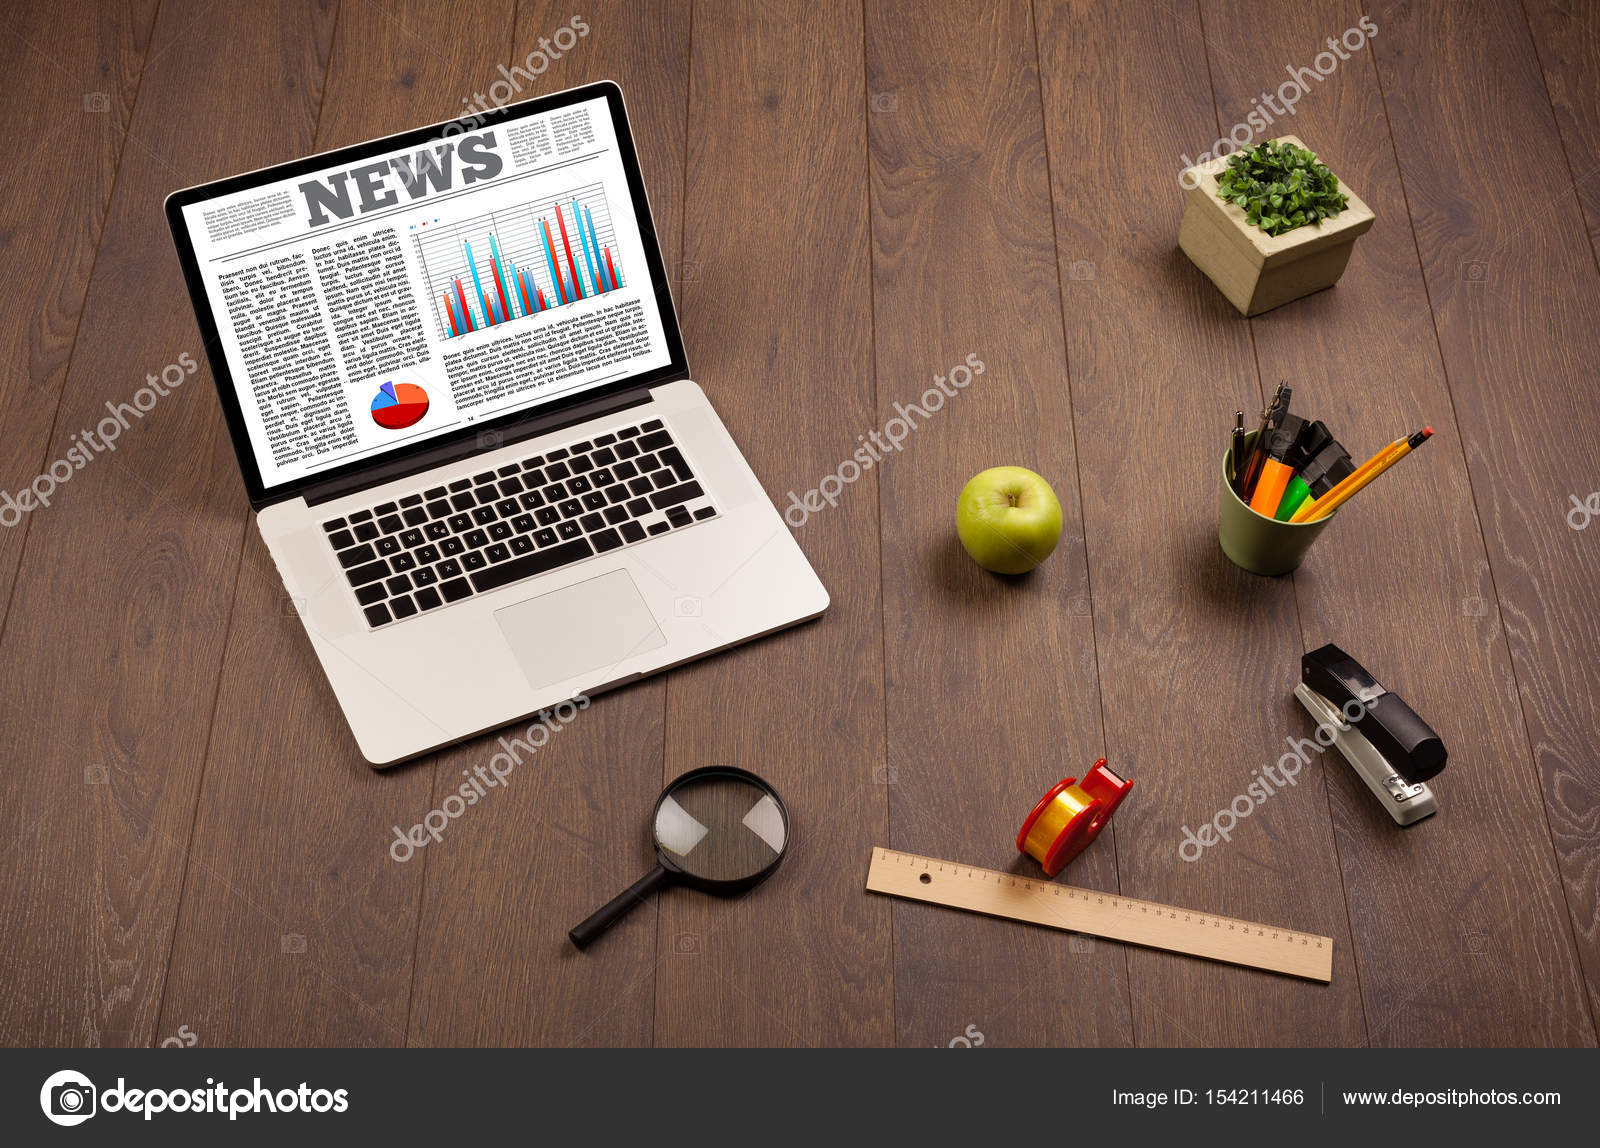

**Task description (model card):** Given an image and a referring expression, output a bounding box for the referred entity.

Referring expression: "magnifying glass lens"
[655,772,787,882]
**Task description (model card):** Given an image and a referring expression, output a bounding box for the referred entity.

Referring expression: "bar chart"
[411,183,626,341]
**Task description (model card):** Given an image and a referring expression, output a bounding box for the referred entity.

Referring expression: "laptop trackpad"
[494,570,667,691]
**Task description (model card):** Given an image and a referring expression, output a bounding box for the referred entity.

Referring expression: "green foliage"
[1216,141,1349,237]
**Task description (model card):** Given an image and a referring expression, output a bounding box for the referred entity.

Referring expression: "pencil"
[1291,427,1433,523]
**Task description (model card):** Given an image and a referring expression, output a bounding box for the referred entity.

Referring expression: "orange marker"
[1249,457,1295,516]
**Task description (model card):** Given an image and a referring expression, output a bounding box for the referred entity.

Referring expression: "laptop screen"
[169,85,679,499]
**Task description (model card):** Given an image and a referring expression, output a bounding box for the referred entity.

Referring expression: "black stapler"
[1295,643,1447,825]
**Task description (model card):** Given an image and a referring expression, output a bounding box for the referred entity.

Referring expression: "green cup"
[1218,431,1336,575]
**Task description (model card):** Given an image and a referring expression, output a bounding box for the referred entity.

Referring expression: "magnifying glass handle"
[569,864,670,950]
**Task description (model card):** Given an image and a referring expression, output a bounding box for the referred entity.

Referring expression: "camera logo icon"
[40,1069,96,1126]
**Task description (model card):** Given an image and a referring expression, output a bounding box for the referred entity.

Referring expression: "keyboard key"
[328,529,355,550]
[440,537,464,556]
[569,440,592,454]
[438,558,463,579]
[495,498,519,517]
[569,475,593,494]
[476,487,500,506]
[647,522,670,536]
[615,440,640,459]
[592,528,623,553]
[544,482,567,501]
[323,518,347,533]
[375,502,397,515]
[356,583,387,605]
[620,521,646,543]
[606,485,630,505]
[425,486,448,500]
[629,477,654,496]
[619,425,641,438]
[627,498,651,517]
[390,552,417,573]
[349,508,373,522]
[533,528,557,547]
[486,542,511,563]
[488,521,512,541]
[415,586,443,610]
[613,460,638,480]
[558,499,582,518]
[390,595,418,620]
[463,550,487,571]
[446,514,471,533]
[570,454,595,474]
[557,520,581,540]
[413,566,439,587]
[470,538,594,594]
[375,536,400,556]
[659,447,691,481]
[638,453,662,472]
[497,464,521,477]
[471,506,497,525]
[594,433,617,446]
[448,478,472,492]
[535,507,559,526]
[354,521,380,542]
[523,467,545,486]
[465,529,489,549]
[544,461,571,480]
[450,492,476,512]
[347,558,389,587]
[650,483,705,511]
[693,506,717,520]
[604,505,628,525]
[546,447,570,461]
[364,603,392,627]
[403,506,428,527]
[400,529,424,548]
[512,514,535,532]
[582,492,607,511]
[519,490,545,510]
[642,418,663,431]
[638,430,672,452]
[416,544,441,564]
[386,574,413,595]
[400,494,423,507]
[652,470,677,490]
[474,471,496,484]
[510,534,535,555]
[523,456,544,469]
[338,543,376,568]
[499,477,524,495]
[591,468,614,487]
[579,512,605,532]
[666,505,693,527]
[427,500,452,519]
[592,447,617,466]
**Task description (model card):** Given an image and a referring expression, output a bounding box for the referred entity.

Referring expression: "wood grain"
[864,0,1132,1048]
[0,0,337,1047]
[1523,0,1600,266]
[1033,0,1367,1045]
[1200,0,1594,1047]
[1366,0,1600,1035]
[653,0,893,1046]
[405,0,691,1048]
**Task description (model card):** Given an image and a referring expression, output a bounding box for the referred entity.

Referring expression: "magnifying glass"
[568,766,790,950]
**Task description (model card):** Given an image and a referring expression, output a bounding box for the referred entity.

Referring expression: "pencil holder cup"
[1218,432,1336,576]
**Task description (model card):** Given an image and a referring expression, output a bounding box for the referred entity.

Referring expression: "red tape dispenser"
[1016,760,1132,877]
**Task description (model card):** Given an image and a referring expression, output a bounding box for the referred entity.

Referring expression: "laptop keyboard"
[318,419,717,629]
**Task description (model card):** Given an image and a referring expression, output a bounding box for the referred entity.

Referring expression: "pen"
[1230,410,1246,494]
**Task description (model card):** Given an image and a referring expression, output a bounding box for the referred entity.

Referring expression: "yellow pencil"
[1292,427,1433,523]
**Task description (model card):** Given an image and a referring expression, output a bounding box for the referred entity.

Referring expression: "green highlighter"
[1275,475,1313,521]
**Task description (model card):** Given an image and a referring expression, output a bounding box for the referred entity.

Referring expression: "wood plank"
[863,0,1132,1048]
[1033,0,1367,1045]
[654,0,893,1046]
[153,0,515,1047]
[1522,0,1600,264]
[1200,0,1595,1046]
[1365,0,1600,1035]
[405,0,691,1047]
[0,0,336,1047]
[0,1,157,632]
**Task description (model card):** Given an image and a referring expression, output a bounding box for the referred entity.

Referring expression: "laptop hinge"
[302,385,654,507]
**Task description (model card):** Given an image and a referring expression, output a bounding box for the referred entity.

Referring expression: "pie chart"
[371,380,429,430]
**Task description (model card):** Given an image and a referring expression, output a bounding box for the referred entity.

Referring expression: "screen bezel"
[165,81,687,510]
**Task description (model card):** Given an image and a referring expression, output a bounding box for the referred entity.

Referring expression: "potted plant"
[1179,135,1373,316]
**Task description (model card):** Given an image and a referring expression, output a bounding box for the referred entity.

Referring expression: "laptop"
[167,81,828,766]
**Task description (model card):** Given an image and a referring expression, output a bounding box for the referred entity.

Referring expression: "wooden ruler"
[866,847,1333,982]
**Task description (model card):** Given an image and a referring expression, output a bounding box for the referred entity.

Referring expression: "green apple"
[956,466,1063,574]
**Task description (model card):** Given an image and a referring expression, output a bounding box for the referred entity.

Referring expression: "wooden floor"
[2,0,1597,1048]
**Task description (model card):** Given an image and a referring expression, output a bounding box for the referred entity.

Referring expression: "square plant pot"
[1179,135,1374,316]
